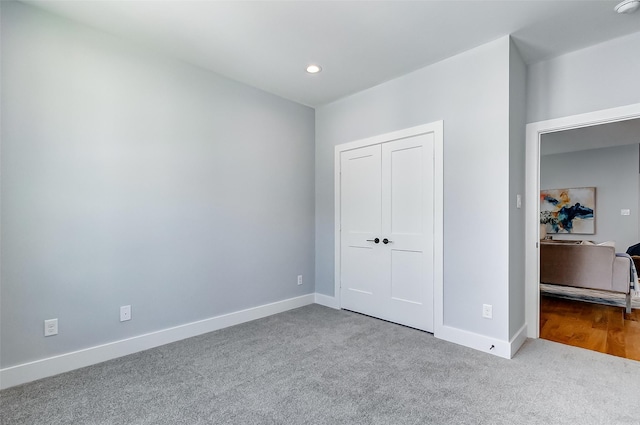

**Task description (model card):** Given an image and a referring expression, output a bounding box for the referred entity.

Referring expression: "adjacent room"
[537,120,640,359]
[2,1,640,423]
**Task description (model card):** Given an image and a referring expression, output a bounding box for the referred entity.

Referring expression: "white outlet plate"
[482,304,493,319]
[44,318,58,336]
[621,209,631,216]
[297,275,303,285]
[120,305,131,322]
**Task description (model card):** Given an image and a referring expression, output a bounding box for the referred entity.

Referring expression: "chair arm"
[612,256,631,294]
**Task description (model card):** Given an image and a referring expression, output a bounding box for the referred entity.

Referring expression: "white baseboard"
[314,293,339,309]
[315,294,527,359]
[435,324,522,360]
[0,294,315,390]
[1,294,529,389]
[510,323,528,358]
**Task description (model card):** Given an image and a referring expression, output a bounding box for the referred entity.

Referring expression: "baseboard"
[314,293,339,309]
[315,296,525,358]
[510,323,528,358]
[0,294,315,390]
[1,294,528,389]
[435,324,515,359]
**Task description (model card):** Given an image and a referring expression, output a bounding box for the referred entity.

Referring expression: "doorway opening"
[525,103,640,360]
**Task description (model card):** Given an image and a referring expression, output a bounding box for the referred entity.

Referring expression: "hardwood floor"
[540,295,640,361]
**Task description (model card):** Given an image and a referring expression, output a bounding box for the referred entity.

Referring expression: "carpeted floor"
[1,304,639,424]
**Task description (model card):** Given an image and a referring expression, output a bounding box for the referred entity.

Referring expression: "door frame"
[525,103,640,338]
[334,121,444,334]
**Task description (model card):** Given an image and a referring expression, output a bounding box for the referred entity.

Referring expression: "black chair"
[627,242,640,256]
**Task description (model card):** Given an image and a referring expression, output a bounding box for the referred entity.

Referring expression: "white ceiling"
[22,0,640,107]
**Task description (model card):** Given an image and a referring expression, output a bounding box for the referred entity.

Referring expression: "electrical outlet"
[44,319,58,336]
[621,209,631,216]
[120,305,131,322]
[297,275,303,285]
[482,304,493,319]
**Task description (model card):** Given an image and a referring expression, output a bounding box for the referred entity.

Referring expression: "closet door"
[381,134,434,332]
[339,134,434,332]
[339,145,384,319]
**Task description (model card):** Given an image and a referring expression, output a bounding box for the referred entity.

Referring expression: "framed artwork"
[540,187,595,234]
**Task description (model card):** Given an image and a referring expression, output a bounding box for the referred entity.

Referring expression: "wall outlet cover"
[44,318,58,336]
[120,305,132,322]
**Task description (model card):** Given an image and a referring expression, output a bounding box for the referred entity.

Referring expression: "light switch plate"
[482,304,493,319]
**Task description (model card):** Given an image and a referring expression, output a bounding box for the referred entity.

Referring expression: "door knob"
[383,238,392,244]
[366,238,380,244]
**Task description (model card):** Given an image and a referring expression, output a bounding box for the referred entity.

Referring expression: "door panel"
[390,250,424,304]
[389,146,423,234]
[340,145,382,316]
[383,134,434,331]
[341,148,381,233]
[342,246,377,295]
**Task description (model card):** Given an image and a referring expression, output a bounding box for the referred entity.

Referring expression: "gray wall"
[540,144,640,252]
[508,40,527,339]
[316,37,512,340]
[527,31,640,124]
[1,2,315,368]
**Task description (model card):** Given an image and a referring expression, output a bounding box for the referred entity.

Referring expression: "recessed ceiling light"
[615,0,640,14]
[306,64,322,74]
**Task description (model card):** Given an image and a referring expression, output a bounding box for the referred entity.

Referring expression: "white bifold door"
[339,133,434,332]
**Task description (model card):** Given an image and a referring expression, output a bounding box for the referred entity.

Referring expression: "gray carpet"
[1,305,639,425]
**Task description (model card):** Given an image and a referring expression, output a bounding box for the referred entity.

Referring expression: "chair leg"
[625,293,632,314]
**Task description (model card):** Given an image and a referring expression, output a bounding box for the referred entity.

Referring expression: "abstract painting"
[540,187,595,234]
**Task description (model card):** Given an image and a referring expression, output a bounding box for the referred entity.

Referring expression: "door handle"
[383,238,392,244]
[366,238,380,244]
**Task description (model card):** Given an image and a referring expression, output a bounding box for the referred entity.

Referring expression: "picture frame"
[540,187,595,234]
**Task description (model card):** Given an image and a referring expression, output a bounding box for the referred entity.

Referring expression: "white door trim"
[334,121,444,334]
[525,103,640,338]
